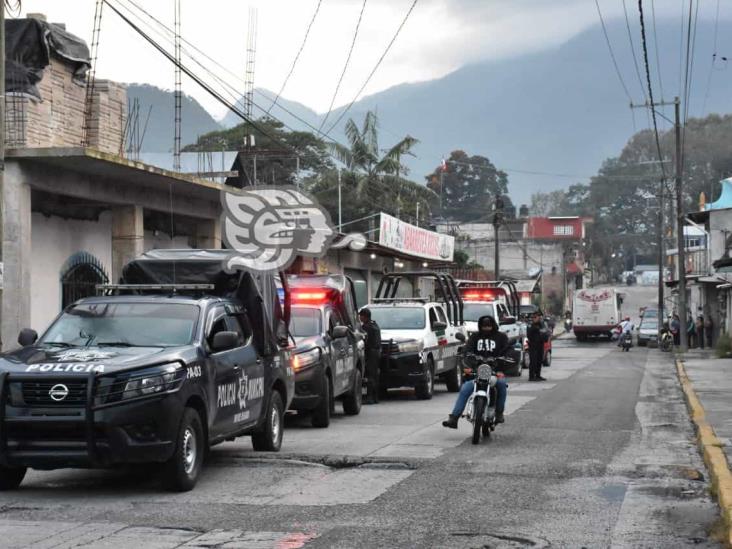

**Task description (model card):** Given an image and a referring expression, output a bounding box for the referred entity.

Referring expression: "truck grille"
[21,380,87,406]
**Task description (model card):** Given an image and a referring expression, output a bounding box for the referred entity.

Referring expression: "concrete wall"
[144,231,192,251]
[30,211,113,333]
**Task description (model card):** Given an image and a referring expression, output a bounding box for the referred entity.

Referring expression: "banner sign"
[378,213,454,262]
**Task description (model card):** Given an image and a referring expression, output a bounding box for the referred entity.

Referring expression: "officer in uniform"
[359,307,382,404]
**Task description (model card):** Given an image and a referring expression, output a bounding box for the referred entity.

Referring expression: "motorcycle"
[564,318,572,333]
[462,353,513,444]
[660,330,673,352]
[621,331,632,351]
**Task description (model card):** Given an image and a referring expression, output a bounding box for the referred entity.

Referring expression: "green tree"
[183,117,333,186]
[425,150,509,221]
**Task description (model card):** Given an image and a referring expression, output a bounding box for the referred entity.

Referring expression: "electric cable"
[324,0,419,134]
[318,0,367,133]
[701,0,721,116]
[622,0,648,102]
[267,0,323,115]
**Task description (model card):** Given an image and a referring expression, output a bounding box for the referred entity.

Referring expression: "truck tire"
[311,373,332,428]
[342,368,363,416]
[444,363,462,393]
[543,350,552,367]
[415,358,434,400]
[507,349,522,376]
[162,408,204,492]
[252,392,284,451]
[0,465,26,490]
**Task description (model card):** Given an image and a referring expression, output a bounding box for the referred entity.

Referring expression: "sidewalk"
[682,350,732,465]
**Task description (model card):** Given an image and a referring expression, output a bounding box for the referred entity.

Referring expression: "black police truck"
[0,250,294,492]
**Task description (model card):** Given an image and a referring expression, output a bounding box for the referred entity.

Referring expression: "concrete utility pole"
[0,1,5,346]
[674,96,689,351]
[493,195,503,279]
[657,178,664,335]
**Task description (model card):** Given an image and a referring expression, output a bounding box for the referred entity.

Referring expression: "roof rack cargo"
[118,249,291,355]
[375,272,463,325]
[97,284,215,295]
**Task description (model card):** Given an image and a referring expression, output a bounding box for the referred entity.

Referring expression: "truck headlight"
[397,340,423,353]
[122,363,183,400]
[293,348,320,372]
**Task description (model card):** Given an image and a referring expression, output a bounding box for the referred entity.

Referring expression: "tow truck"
[288,274,365,427]
[0,250,294,492]
[367,272,466,399]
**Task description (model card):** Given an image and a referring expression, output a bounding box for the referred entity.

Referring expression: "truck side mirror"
[455,332,466,342]
[212,331,240,353]
[332,325,349,339]
[18,328,38,347]
[432,321,447,331]
[500,316,517,326]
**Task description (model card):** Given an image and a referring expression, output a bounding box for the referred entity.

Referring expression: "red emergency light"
[461,290,499,302]
[291,290,330,304]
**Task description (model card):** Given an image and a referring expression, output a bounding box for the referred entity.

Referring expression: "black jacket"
[466,316,509,358]
[526,321,547,353]
[362,320,382,352]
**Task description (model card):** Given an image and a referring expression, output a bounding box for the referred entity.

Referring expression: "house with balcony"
[667,178,732,344]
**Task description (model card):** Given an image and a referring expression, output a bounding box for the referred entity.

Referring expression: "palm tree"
[330,111,434,219]
[330,111,419,198]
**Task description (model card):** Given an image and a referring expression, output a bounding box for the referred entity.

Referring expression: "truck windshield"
[463,304,495,322]
[41,302,199,347]
[370,307,425,330]
[290,307,322,337]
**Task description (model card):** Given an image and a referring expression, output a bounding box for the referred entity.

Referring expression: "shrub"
[716,332,732,358]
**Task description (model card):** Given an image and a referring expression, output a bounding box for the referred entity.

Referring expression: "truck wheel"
[415,358,434,400]
[507,349,522,376]
[311,373,332,428]
[252,392,284,451]
[342,368,363,416]
[162,408,204,492]
[444,364,461,393]
[0,465,27,490]
[522,351,530,370]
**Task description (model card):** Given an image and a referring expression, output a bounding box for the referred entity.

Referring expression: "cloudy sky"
[17,0,725,120]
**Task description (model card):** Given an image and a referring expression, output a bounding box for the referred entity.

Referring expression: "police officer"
[527,311,547,381]
[359,307,382,404]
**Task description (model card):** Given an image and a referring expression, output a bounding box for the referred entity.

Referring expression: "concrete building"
[435,216,591,314]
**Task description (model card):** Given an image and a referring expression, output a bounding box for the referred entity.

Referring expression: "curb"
[676,357,732,547]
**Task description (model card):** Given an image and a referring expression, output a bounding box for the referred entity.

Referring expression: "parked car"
[287,275,365,427]
[0,250,294,492]
[369,272,466,399]
[637,317,659,347]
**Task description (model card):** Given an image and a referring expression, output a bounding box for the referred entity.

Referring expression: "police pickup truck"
[368,272,466,400]
[288,274,365,427]
[0,250,294,492]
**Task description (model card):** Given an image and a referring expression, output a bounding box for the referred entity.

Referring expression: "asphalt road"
[0,285,723,548]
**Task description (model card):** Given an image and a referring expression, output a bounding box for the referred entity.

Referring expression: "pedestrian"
[705,315,714,348]
[671,314,681,346]
[526,311,547,381]
[687,314,696,348]
[359,307,382,405]
[696,315,705,349]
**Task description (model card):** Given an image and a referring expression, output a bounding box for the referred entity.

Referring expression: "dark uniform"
[362,318,382,403]
[526,316,546,381]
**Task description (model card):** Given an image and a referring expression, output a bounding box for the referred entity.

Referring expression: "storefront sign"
[378,213,454,262]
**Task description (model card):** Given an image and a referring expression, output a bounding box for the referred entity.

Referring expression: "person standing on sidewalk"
[705,315,714,348]
[359,308,382,405]
[671,314,681,346]
[527,312,547,381]
[687,314,696,349]
[696,315,705,349]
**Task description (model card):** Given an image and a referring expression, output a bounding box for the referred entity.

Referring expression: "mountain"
[125,84,222,152]
[316,18,732,205]
[220,88,322,132]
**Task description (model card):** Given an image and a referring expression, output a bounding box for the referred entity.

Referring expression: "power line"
[701,0,721,116]
[649,0,665,118]
[622,0,648,102]
[680,0,699,172]
[324,0,419,135]
[318,0,367,133]
[267,0,323,115]
[637,0,667,182]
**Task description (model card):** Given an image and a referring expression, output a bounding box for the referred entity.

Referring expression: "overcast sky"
[17,0,726,120]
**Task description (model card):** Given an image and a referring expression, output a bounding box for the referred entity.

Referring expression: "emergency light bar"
[291,290,331,304]
[461,290,500,301]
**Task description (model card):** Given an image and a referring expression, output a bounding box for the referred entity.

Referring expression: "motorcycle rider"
[442,315,509,429]
[617,316,634,347]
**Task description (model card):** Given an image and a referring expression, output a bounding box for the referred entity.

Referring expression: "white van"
[572,287,620,341]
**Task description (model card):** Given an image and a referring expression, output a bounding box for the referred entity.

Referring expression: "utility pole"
[0,1,5,346]
[295,155,300,190]
[416,202,420,227]
[674,96,688,351]
[337,168,342,232]
[657,178,664,336]
[493,195,504,279]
